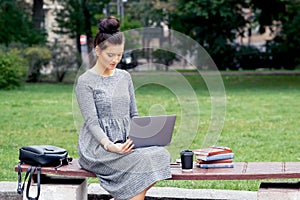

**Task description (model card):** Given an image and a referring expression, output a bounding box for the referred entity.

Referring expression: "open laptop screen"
[128,115,176,148]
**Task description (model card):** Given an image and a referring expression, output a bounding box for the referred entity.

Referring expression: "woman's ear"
[95,46,100,57]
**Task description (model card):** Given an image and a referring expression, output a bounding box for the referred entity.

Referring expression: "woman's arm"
[128,74,138,118]
[75,79,108,143]
[76,77,134,154]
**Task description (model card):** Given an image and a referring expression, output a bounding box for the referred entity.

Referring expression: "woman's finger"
[126,143,134,151]
[121,140,134,153]
[122,139,132,150]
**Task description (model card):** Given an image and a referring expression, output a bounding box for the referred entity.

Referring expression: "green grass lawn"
[0,74,299,191]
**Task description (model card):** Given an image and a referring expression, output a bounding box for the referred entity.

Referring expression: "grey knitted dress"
[75,69,172,200]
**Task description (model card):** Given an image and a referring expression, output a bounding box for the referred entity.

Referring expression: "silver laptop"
[128,115,176,148]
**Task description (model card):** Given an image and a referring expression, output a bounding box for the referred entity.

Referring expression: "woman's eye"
[107,54,114,57]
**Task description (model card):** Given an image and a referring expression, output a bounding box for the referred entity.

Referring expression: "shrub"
[50,41,80,82]
[0,51,28,90]
[25,47,51,82]
[152,48,179,71]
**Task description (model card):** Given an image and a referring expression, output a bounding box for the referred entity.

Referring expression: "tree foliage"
[251,0,300,69]
[249,0,287,34]
[53,0,109,54]
[124,0,169,27]
[2,0,299,73]
[0,0,47,46]
[168,0,248,70]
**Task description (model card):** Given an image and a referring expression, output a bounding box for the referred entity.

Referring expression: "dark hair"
[94,16,124,50]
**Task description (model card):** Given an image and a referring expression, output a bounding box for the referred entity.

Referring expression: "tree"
[250,0,300,69]
[249,0,287,34]
[123,0,172,65]
[53,0,109,54]
[25,46,51,82]
[168,0,248,70]
[124,0,170,27]
[0,0,46,46]
[50,40,81,82]
[265,1,300,69]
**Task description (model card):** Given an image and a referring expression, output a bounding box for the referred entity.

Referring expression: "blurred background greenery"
[1,0,300,89]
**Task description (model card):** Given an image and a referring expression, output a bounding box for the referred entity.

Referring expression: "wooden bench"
[15,159,300,199]
[15,159,300,180]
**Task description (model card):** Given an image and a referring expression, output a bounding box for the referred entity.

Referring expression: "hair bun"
[98,16,120,34]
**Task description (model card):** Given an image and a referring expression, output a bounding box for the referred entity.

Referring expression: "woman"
[75,16,172,200]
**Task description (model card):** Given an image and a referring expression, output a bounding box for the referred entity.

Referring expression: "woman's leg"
[129,190,146,200]
[129,183,156,200]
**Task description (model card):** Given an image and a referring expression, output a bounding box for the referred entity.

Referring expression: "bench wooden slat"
[16,159,96,178]
[15,159,300,180]
[171,162,300,180]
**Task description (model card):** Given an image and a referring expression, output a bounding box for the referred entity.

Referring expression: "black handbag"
[17,145,72,200]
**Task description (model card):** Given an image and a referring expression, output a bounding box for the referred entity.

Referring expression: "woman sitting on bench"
[75,16,172,200]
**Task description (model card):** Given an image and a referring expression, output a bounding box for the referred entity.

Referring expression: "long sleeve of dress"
[128,75,138,118]
[75,78,107,143]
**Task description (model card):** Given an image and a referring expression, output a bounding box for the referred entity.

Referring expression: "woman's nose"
[113,55,121,62]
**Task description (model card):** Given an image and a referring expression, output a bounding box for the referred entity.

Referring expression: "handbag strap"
[26,166,41,200]
[17,162,32,195]
[54,157,73,170]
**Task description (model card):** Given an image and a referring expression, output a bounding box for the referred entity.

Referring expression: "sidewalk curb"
[0,182,22,200]
[0,181,257,200]
[88,183,257,200]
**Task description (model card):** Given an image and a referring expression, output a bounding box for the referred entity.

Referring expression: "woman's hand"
[102,138,134,154]
[110,139,135,154]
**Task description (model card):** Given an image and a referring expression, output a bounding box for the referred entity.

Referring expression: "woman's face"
[96,42,124,71]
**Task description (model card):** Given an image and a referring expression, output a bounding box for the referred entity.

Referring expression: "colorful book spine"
[194,146,232,156]
[197,159,233,164]
[197,153,234,161]
[198,163,234,168]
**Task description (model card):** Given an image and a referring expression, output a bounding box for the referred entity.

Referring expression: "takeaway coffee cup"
[180,150,194,172]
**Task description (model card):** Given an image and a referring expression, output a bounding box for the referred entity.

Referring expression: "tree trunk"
[32,0,44,29]
[82,0,93,52]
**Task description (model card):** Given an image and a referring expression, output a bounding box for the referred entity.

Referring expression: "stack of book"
[193,146,234,168]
